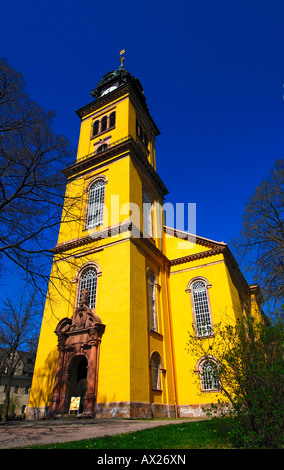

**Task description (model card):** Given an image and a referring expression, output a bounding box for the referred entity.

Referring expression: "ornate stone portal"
[48,289,105,417]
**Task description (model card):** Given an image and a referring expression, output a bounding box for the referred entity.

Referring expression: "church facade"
[28,60,262,419]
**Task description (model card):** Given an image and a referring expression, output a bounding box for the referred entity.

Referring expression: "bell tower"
[28,54,174,419]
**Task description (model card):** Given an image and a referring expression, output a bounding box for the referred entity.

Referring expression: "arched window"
[109,111,116,128]
[200,359,219,391]
[78,267,98,309]
[101,115,108,132]
[143,187,153,237]
[190,279,213,337]
[96,144,108,154]
[147,272,157,331]
[150,352,162,390]
[86,179,105,228]
[92,120,99,136]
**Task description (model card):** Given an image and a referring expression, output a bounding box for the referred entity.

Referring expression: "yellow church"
[28,56,262,419]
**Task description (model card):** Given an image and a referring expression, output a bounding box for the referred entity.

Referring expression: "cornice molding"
[62,136,168,197]
[50,220,132,254]
[169,246,225,266]
[76,83,160,137]
[163,226,226,249]
[76,86,131,119]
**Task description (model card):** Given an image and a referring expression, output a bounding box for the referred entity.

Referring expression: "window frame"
[92,120,99,136]
[84,176,107,230]
[75,262,102,311]
[101,115,108,133]
[78,267,98,309]
[142,186,154,238]
[186,277,214,338]
[149,352,163,391]
[96,143,108,154]
[91,110,116,139]
[195,356,219,392]
[146,269,159,332]
[109,111,116,128]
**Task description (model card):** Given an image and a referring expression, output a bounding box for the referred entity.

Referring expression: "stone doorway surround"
[48,290,105,417]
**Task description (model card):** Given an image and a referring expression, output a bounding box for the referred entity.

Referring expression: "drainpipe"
[166,263,179,418]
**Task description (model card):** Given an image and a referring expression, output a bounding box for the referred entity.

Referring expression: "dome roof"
[96,67,132,88]
[90,64,147,108]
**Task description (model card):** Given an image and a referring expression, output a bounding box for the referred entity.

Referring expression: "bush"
[188,311,284,448]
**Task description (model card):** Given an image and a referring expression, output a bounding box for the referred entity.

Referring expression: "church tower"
[28,56,263,420]
[28,55,178,419]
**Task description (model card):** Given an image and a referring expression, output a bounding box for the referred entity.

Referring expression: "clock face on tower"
[101,85,118,96]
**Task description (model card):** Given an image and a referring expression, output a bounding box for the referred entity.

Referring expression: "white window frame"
[143,186,153,238]
[187,277,213,337]
[86,179,105,229]
[197,358,219,392]
[147,271,158,331]
[150,352,162,390]
[78,267,98,309]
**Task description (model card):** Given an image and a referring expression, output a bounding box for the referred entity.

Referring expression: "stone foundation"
[177,404,212,418]
[27,402,213,420]
[95,401,177,419]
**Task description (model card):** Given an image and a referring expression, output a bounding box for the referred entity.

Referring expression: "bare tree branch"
[0,58,86,299]
[233,159,284,304]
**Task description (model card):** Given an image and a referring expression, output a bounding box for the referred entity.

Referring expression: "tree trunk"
[3,382,11,422]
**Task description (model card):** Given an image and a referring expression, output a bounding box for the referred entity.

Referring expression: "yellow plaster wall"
[129,241,150,403]
[76,94,130,161]
[28,259,78,410]
[128,236,177,407]
[96,240,131,404]
[57,155,132,246]
[164,232,214,262]
[169,255,238,406]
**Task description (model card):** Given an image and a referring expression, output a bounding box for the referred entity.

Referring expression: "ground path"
[0,417,205,449]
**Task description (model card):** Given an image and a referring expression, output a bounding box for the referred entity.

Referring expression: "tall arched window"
[96,144,108,154]
[101,115,108,132]
[200,359,219,391]
[92,120,99,136]
[78,267,98,309]
[143,187,153,237]
[109,111,116,128]
[150,352,162,390]
[147,272,157,331]
[190,279,213,337]
[86,179,105,228]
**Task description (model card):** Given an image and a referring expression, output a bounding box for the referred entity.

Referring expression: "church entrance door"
[68,355,88,414]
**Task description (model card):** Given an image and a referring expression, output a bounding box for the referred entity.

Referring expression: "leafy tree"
[187,309,284,448]
[234,159,284,305]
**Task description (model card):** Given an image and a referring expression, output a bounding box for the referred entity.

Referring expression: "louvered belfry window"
[86,179,105,228]
[192,280,212,337]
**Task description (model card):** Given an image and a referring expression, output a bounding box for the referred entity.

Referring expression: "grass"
[25,418,234,449]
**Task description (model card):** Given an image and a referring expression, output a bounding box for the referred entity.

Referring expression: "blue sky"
[1,0,284,290]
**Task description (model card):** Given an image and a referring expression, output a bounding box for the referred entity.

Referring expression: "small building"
[0,350,35,419]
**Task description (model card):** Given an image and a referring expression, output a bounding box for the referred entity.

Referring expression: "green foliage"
[187,310,284,448]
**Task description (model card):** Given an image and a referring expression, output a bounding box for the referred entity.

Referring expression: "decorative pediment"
[55,289,102,336]
[71,304,101,330]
